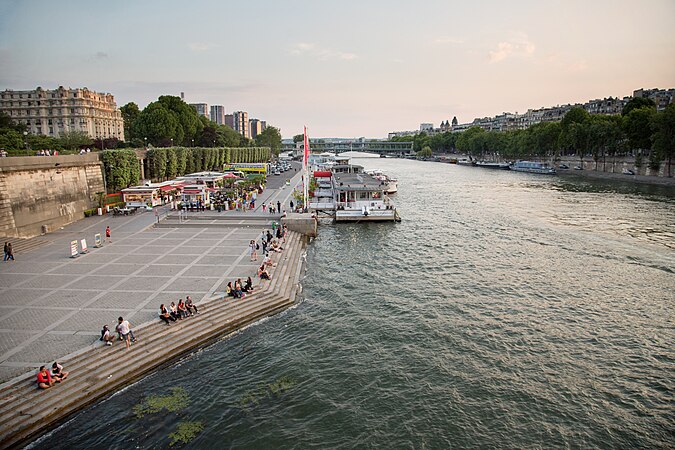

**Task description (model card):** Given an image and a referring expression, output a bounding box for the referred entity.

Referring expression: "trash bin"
[97,208,103,216]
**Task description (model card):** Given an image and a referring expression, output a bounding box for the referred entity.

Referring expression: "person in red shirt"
[37,366,54,389]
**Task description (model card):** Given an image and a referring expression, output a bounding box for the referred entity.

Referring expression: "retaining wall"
[0,155,104,238]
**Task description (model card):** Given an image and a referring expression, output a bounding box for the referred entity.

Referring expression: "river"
[31,158,674,449]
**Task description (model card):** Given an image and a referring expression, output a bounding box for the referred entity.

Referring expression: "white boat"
[333,173,399,222]
[510,161,556,174]
[365,169,398,194]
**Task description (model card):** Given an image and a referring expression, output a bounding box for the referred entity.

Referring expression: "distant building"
[249,118,266,138]
[224,114,234,129]
[210,105,225,124]
[232,111,250,139]
[633,88,674,111]
[189,103,209,118]
[0,86,125,140]
[420,123,434,132]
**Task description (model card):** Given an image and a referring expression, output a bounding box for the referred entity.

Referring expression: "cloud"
[290,42,357,61]
[433,36,464,45]
[94,51,108,59]
[188,42,217,52]
[488,33,535,62]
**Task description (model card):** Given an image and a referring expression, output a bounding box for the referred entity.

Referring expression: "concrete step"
[0,237,52,256]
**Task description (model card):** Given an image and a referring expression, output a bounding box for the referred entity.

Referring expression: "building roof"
[332,173,387,192]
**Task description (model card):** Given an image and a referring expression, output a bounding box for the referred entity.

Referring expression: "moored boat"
[365,169,398,194]
[510,161,556,174]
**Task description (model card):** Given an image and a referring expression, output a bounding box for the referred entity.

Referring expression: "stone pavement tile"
[134,245,176,255]
[119,238,152,245]
[136,265,184,277]
[154,254,199,265]
[0,261,57,274]
[51,310,130,333]
[17,274,76,290]
[155,238,191,245]
[31,290,100,308]
[183,265,232,278]
[72,275,126,290]
[163,276,218,293]
[169,246,209,255]
[0,365,33,382]
[0,330,38,356]
[197,255,235,266]
[87,291,153,309]
[93,244,138,254]
[93,264,146,276]
[114,276,172,291]
[0,273,32,287]
[74,253,123,264]
[117,254,161,265]
[4,333,97,363]
[130,310,158,328]
[47,263,103,275]
[206,247,244,256]
[190,238,223,246]
[0,289,50,306]
[0,308,73,331]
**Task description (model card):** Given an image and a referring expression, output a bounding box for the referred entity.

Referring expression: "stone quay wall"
[0,154,104,238]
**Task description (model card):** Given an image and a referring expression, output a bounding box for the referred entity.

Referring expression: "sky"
[1,0,674,139]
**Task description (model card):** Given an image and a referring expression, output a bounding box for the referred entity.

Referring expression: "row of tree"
[120,96,282,154]
[101,146,272,192]
[392,99,675,173]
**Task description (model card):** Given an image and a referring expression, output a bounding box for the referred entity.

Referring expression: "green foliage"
[561,107,590,130]
[120,102,140,141]
[133,387,189,418]
[293,133,304,143]
[650,104,675,176]
[417,146,433,157]
[238,376,296,412]
[624,106,656,151]
[102,149,140,192]
[169,421,204,447]
[622,97,655,116]
[254,126,282,156]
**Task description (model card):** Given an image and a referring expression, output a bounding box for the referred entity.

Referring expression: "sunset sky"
[1,0,674,138]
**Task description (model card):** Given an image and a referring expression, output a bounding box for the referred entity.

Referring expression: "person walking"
[249,239,258,261]
[3,242,8,261]
[5,242,14,261]
[277,201,281,215]
[105,226,112,243]
[290,200,294,211]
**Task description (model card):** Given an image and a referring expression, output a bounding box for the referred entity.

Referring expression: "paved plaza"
[0,165,302,383]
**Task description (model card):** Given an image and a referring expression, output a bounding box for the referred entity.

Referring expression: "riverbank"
[557,168,675,187]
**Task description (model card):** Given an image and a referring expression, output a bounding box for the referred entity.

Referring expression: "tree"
[59,131,93,150]
[120,102,140,142]
[624,106,656,152]
[417,146,433,158]
[255,126,282,156]
[651,104,675,177]
[455,126,484,155]
[561,107,590,130]
[293,134,304,143]
[622,97,655,116]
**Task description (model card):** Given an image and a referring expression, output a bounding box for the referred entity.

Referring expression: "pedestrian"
[185,295,198,314]
[249,239,258,261]
[5,242,14,261]
[3,242,8,261]
[105,226,112,243]
[290,200,294,211]
[262,203,266,212]
[277,201,281,214]
[261,237,267,254]
[116,316,136,350]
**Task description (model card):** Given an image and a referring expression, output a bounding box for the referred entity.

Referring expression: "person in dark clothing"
[5,242,14,261]
[290,200,294,211]
[277,201,281,214]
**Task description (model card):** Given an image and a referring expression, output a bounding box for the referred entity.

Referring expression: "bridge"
[282,141,414,157]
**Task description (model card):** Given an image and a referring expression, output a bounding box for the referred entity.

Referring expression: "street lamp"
[144,137,147,149]
[191,139,194,147]
[23,131,29,156]
[170,138,174,147]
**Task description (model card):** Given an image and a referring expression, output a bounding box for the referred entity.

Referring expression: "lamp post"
[23,131,28,156]
[144,137,147,149]
[191,139,194,147]
[170,138,174,148]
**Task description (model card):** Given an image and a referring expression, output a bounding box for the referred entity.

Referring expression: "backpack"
[256,243,260,250]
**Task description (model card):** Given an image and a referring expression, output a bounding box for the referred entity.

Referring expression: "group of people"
[159,296,198,324]
[3,241,14,261]
[99,317,137,349]
[226,277,254,299]
[36,362,69,389]
[36,149,60,156]
[262,200,284,215]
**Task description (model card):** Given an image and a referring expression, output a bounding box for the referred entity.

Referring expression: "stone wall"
[283,213,318,237]
[0,154,104,238]
[558,156,674,177]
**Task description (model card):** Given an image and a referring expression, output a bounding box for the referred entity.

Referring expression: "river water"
[32,159,674,449]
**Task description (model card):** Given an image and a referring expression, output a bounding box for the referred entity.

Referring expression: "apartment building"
[0,86,125,140]
[210,105,225,125]
[189,103,209,118]
[249,118,266,138]
[232,111,250,139]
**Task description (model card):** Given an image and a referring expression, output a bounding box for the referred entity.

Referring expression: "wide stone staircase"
[0,231,308,449]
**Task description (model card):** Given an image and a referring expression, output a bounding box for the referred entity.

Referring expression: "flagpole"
[303,126,310,212]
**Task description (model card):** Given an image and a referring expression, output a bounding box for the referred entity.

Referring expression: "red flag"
[303,126,310,168]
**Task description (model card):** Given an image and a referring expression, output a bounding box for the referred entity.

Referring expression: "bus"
[223,163,268,176]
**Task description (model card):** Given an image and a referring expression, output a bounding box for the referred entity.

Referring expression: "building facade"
[189,103,209,118]
[249,118,266,138]
[210,105,225,125]
[232,111,250,139]
[0,86,125,140]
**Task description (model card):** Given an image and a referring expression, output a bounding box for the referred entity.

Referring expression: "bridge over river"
[283,141,414,157]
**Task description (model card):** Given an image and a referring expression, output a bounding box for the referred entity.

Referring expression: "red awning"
[182,190,201,194]
[314,171,332,178]
[159,185,175,192]
[222,172,239,178]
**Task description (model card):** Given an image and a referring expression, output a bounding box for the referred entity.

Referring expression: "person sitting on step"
[177,298,190,318]
[159,304,175,324]
[37,366,55,389]
[258,264,271,280]
[51,362,69,382]
[169,302,181,321]
[244,276,254,292]
[185,296,198,314]
[100,324,116,346]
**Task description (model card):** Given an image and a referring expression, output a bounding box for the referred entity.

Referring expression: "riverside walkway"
[0,167,307,447]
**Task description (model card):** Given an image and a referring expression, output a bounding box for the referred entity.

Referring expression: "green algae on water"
[239,376,296,411]
[133,387,189,418]
[169,421,205,447]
